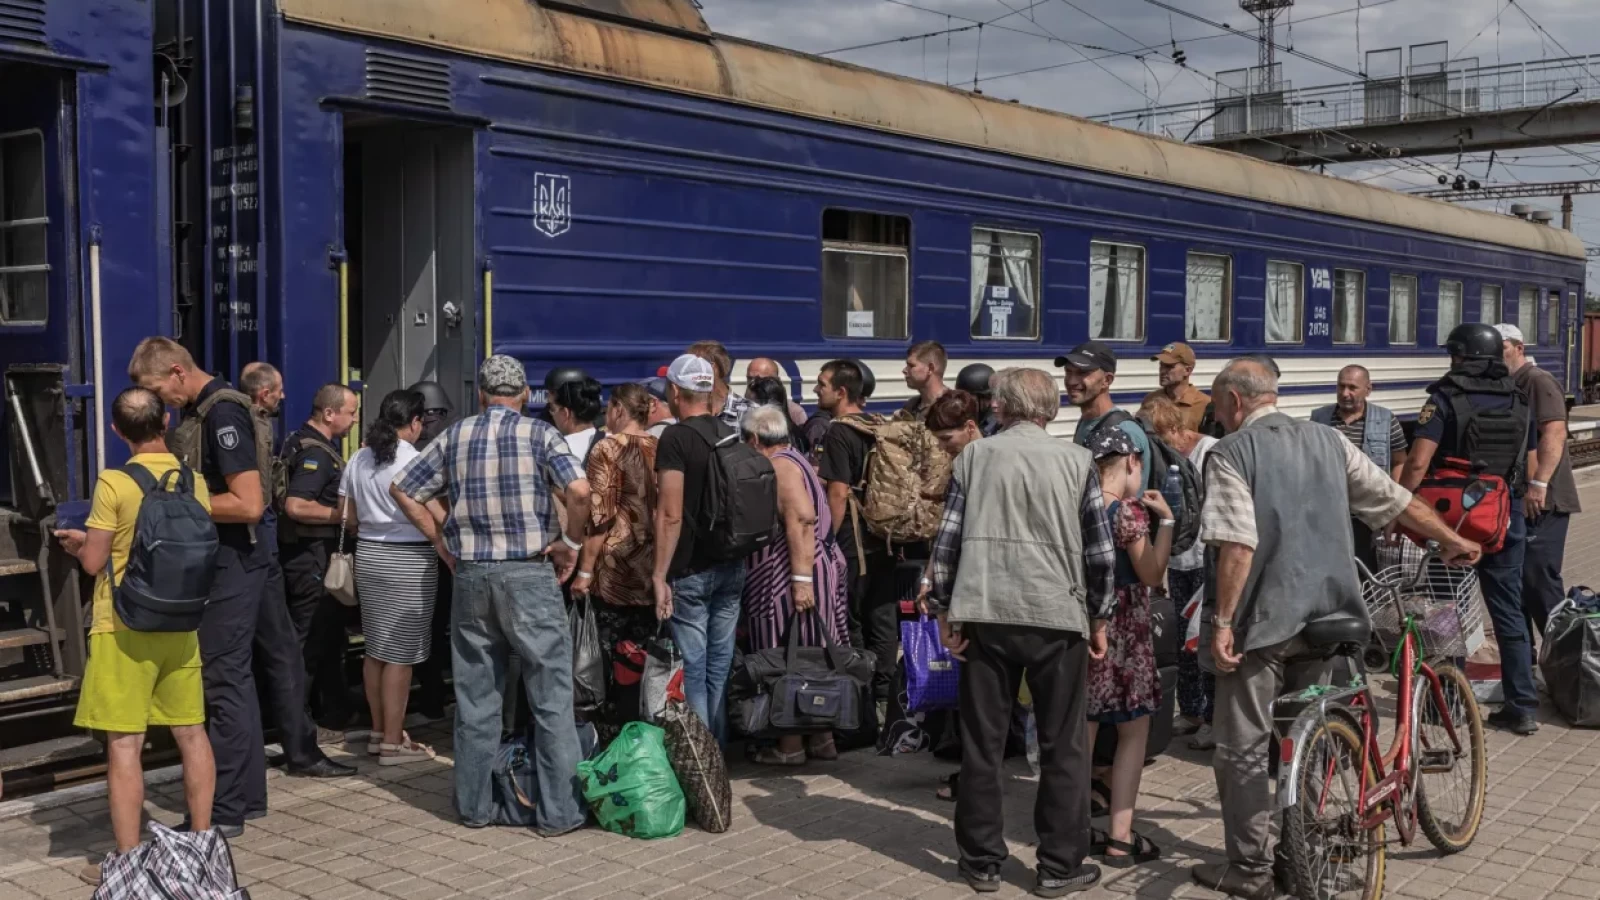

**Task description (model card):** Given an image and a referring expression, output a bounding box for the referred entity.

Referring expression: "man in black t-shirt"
[652,354,748,744]
[279,384,360,731]
[816,359,902,706]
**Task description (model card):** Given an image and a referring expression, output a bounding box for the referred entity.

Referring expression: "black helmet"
[543,366,588,394]
[1446,323,1504,361]
[956,363,995,395]
[849,359,876,399]
[407,380,452,414]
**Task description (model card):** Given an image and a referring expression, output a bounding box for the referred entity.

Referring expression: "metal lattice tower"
[1239,0,1294,74]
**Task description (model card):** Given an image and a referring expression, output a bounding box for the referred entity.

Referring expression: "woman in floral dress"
[1084,426,1174,868]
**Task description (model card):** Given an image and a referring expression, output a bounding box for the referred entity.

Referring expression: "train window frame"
[1184,251,1232,343]
[0,129,49,328]
[1437,280,1464,345]
[820,208,911,341]
[1389,274,1419,345]
[1517,285,1538,345]
[1264,259,1304,345]
[1332,268,1364,345]
[969,226,1042,342]
[1480,284,1502,324]
[1547,289,1560,347]
[1088,239,1146,342]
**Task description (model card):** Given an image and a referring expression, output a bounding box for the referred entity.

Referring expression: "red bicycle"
[1272,541,1488,900]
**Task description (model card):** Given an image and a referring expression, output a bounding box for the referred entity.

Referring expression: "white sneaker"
[1188,724,1216,750]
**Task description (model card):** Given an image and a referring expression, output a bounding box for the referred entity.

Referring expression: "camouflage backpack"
[834,413,950,551]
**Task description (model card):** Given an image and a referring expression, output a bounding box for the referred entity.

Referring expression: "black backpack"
[1099,411,1204,555]
[111,465,220,632]
[685,418,778,562]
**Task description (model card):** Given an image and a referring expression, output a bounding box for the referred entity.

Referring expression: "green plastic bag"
[577,721,686,839]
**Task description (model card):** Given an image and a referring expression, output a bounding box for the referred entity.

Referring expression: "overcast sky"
[698,0,1600,282]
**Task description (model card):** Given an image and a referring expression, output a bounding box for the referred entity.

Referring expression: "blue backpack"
[111,465,219,632]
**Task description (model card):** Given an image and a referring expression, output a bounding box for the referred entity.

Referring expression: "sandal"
[378,739,436,766]
[1090,778,1111,817]
[366,730,410,757]
[936,772,959,802]
[752,747,806,766]
[1100,833,1161,868]
[805,734,838,761]
[1089,827,1110,856]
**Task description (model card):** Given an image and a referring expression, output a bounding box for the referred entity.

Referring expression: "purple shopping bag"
[902,615,960,712]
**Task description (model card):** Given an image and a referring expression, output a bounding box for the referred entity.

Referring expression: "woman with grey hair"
[738,403,849,765]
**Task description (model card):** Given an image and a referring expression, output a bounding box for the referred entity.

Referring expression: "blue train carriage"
[263,0,1582,437]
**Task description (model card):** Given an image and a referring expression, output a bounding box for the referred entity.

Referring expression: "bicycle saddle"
[1301,617,1370,648]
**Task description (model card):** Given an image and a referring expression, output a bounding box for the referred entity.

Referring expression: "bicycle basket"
[1363,559,1484,660]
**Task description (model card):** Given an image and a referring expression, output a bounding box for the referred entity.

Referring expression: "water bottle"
[1161,464,1184,521]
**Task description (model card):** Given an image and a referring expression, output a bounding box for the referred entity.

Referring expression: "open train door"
[1567,280,1583,401]
[340,119,477,449]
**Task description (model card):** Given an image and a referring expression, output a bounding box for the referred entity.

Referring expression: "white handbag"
[323,501,357,607]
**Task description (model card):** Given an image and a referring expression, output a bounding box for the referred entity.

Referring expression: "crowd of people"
[51,321,1571,897]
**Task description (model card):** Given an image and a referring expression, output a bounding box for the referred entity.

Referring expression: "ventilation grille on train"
[0,0,48,47]
[364,50,452,111]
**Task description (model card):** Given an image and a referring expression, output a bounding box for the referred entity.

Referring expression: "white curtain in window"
[1265,262,1301,343]
[1390,277,1417,343]
[971,231,992,321]
[999,233,1036,314]
[1518,287,1537,342]
[1333,271,1362,343]
[1185,254,1226,341]
[1091,243,1141,339]
[1481,286,1501,325]
[1437,281,1462,345]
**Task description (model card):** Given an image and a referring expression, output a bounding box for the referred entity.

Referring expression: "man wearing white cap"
[653,354,753,743]
[1497,323,1581,636]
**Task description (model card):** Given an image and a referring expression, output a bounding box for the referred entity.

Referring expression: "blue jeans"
[670,560,745,744]
[451,560,585,831]
[1478,510,1536,715]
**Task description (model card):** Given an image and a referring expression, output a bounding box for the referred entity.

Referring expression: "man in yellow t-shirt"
[55,387,217,874]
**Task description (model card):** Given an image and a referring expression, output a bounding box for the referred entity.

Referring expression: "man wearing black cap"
[1058,341,1153,477]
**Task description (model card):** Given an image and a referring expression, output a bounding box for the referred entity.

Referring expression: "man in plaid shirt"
[392,355,592,834]
[925,367,1114,898]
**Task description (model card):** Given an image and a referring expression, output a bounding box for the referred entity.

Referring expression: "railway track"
[1570,435,1600,468]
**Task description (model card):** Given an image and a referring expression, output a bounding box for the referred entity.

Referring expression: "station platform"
[5,485,1600,899]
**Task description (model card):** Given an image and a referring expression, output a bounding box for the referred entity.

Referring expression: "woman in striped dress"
[739,404,849,765]
[339,389,448,765]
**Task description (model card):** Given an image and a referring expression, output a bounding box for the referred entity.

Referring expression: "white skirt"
[354,539,439,665]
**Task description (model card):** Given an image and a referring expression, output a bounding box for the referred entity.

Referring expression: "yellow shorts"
[74,630,205,734]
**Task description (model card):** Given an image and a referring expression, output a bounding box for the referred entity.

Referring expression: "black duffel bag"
[729,611,876,736]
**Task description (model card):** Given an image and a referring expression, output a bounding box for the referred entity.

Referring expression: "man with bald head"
[1311,364,1408,572]
[239,362,284,417]
[1192,357,1477,899]
[745,357,806,427]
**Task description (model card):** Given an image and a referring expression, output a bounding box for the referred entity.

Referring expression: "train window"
[1184,253,1230,342]
[1390,275,1418,344]
[1517,286,1537,344]
[821,210,909,340]
[1089,241,1145,341]
[1437,280,1463,345]
[970,228,1040,340]
[1333,269,1364,344]
[1480,284,1502,324]
[1265,260,1302,343]
[1548,289,1561,346]
[0,132,48,325]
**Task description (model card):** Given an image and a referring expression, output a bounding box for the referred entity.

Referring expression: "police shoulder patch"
[301,459,319,471]
[1417,404,1435,426]
[217,425,240,451]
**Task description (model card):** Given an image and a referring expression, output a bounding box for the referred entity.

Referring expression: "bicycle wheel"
[1283,717,1385,900]
[1415,662,1487,853]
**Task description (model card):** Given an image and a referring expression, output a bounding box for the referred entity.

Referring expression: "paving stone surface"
[6,475,1600,900]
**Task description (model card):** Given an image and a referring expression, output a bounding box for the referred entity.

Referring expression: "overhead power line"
[1410,178,1600,202]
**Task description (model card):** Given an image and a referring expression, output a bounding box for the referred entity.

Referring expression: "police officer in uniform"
[1401,323,1539,736]
[409,380,455,720]
[278,384,361,730]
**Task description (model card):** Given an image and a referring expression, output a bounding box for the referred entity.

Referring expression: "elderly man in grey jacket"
[1193,358,1480,900]
[928,366,1114,898]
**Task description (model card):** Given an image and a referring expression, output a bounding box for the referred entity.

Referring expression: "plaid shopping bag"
[902,615,960,712]
[94,821,247,900]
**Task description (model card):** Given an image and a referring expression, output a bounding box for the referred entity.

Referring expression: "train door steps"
[0,734,101,773]
[0,628,52,651]
[0,674,79,705]
[0,559,39,578]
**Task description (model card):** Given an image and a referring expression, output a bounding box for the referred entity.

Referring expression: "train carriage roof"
[282,0,1586,260]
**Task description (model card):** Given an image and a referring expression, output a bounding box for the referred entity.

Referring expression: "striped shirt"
[392,406,585,561]
[1199,406,1412,550]
[1331,408,1407,465]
